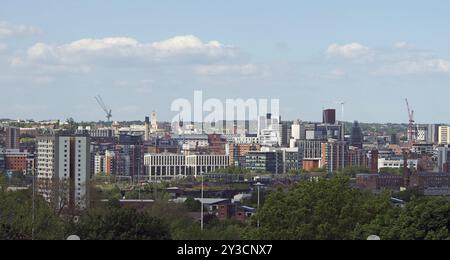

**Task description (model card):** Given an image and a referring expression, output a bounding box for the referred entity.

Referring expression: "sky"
[1,0,450,123]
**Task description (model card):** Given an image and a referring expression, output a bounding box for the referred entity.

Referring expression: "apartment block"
[37,134,90,210]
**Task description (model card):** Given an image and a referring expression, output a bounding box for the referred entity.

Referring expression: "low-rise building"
[378,158,418,171]
[1,149,29,174]
[144,153,229,179]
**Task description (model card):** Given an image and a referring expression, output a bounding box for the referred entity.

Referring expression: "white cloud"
[0,21,41,38]
[394,42,415,49]
[374,59,450,76]
[324,42,450,77]
[326,43,371,60]
[13,35,240,71]
[194,64,260,76]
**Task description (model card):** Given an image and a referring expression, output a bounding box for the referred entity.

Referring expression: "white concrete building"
[144,153,229,179]
[37,135,90,210]
[378,158,418,171]
[291,120,301,140]
[186,154,229,177]
[144,153,187,179]
[258,114,282,147]
[439,126,450,145]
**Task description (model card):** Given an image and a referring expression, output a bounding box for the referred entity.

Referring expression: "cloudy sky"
[1,0,450,123]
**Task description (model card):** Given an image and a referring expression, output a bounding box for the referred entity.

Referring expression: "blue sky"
[1,0,450,123]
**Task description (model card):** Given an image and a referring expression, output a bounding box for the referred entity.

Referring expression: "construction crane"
[94,95,112,122]
[405,98,416,145]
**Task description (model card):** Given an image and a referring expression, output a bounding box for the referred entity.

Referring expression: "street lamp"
[255,182,264,228]
[32,172,35,240]
[200,171,204,232]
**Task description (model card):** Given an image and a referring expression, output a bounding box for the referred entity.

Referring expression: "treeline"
[2,173,450,240]
[0,174,245,240]
[243,176,450,240]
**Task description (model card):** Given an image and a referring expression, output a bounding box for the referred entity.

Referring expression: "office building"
[412,143,434,155]
[350,121,363,149]
[296,140,323,170]
[185,155,229,177]
[229,143,261,167]
[323,109,336,125]
[438,126,450,145]
[5,127,20,150]
[437,146,450,173]
[291,120,302,141]
[427,124,440,144]
[244,151,284,174]
[258,114,282,147]
[416,126,427,143]
[321,141,349,173]
[378,158,418,171]
[244,148,302,174]
[280,121,293,147]
[3,149,28,173]
[117,134,144,178]
[144,153,187,179]
[145,154,229,179]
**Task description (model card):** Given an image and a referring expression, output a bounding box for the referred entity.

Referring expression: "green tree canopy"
[0,190,64,240]
[184,197,202,212]
[354,197,450,240]
[336,166,371,178]
[67,203,172,240]
[244,176,392,240]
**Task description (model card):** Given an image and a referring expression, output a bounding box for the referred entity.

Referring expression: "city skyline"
[1,1,450,123]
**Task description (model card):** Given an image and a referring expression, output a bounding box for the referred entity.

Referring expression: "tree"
[0,190,64,240]
[379,168,403,175]
[336,166,371,178]
[0,174,7,192]
[67,203,172,240]
[184,197,202,212]
[214,166,251,174]
[354,197,450,240]
[393,188,423,202]
[244,176,392,240]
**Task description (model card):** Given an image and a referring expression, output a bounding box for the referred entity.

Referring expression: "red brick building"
[303,159,320,171]
[229,143,261,166]
[4,151,28,173]
[370,148,379,173]
[208,134,227,155]
[356,172,450,192]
